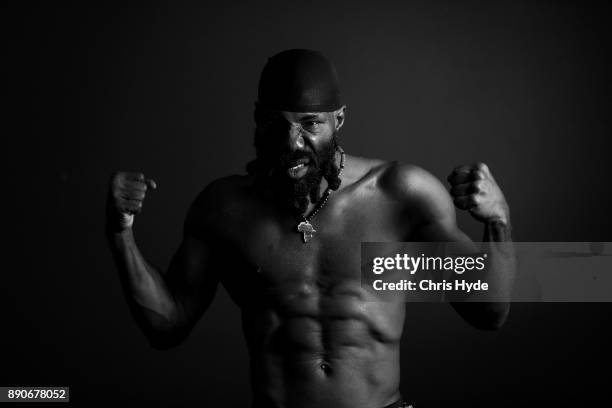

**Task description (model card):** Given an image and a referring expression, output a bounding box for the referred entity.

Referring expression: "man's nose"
[286,123,305,150]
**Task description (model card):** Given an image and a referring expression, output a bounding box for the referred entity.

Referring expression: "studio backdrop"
[4,1,611,406]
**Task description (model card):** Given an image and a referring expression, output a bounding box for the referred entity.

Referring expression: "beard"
[247,126,342,216]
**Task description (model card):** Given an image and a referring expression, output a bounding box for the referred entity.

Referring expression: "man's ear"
[334,105,346,131]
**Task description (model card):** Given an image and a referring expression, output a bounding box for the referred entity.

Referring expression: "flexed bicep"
[164,232,221,332]
[161,178,235,336]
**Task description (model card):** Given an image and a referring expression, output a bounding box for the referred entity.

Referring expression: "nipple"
[320,362,331,374]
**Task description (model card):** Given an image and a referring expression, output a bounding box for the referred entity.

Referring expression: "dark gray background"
[4,1,611,407]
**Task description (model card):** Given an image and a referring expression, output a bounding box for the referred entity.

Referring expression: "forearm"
[106,226,181,336]
[448,218,516,329]
[480,217,516,300]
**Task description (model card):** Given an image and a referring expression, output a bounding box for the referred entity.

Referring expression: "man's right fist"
[106,171,157,233]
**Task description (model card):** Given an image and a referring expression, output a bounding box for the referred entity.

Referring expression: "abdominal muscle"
[241,282,405,408]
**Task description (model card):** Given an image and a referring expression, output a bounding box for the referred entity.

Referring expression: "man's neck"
[302,177,330,215]
[259,147,345,217]
[301,147,343,216]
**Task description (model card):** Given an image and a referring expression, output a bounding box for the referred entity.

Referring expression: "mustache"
[278,150,318,168]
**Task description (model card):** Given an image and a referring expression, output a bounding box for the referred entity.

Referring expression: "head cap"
[257,49,342,112]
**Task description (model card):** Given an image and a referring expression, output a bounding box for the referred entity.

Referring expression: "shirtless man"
[106,49,515,408]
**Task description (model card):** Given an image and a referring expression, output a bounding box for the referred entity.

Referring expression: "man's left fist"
[447,162,510,224]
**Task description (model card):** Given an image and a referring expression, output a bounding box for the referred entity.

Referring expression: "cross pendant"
[297,220,316,243]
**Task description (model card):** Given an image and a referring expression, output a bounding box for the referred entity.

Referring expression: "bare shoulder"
[342,154,390,187]
[378,162,441,195]
[342,155,438,195]
[183,174,251,237]
[344,155,449,208]
[378,161,455,222]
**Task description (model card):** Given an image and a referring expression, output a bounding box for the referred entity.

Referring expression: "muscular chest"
[220,190,410,305]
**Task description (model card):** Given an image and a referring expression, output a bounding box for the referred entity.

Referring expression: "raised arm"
[387,162,516,330]
[105,172,223,349]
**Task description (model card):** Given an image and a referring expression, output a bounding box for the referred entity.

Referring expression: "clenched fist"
[447,162,509,224]
[106,171,157,233]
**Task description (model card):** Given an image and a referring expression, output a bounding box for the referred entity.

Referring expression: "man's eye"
[304,121,320,130]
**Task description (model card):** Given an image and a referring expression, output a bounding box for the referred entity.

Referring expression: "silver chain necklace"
[296,146,345,243]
